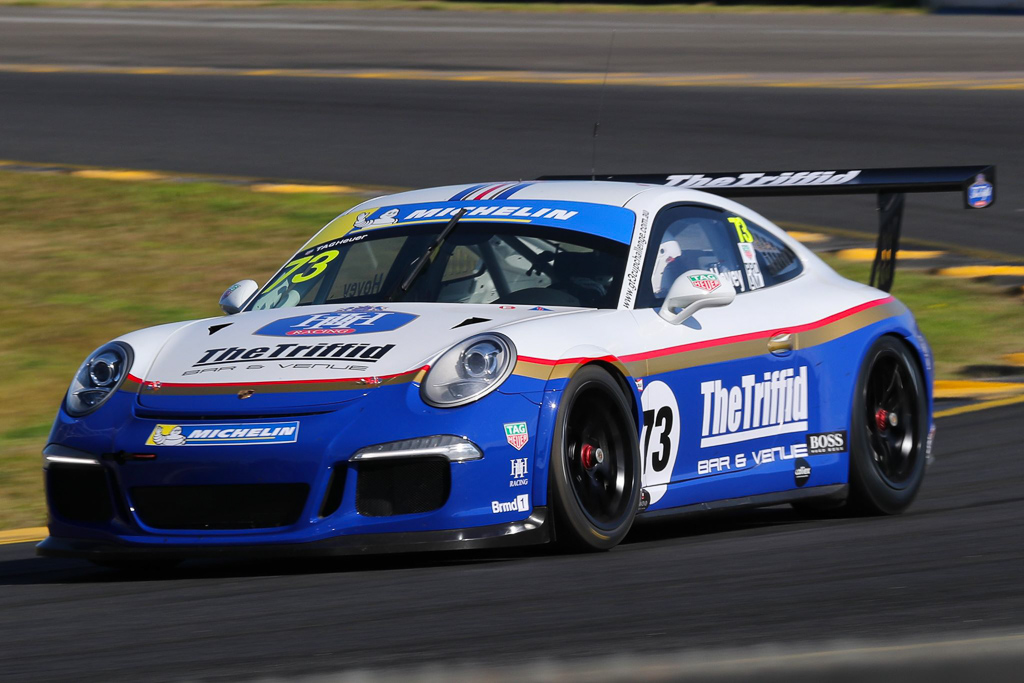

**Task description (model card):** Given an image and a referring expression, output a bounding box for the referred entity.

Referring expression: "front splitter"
[37,508,549,561]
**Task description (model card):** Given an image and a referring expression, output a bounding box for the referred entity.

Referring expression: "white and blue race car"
[38,166,995,562]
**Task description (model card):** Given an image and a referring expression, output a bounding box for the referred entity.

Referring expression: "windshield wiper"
[389,207,468,301]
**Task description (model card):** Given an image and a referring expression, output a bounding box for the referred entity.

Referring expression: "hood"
[134,302,577,410]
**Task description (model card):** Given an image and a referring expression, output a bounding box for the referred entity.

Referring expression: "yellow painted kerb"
[786,231,829,244]
[72,169,166,182]
[835,248,945,262]
[935,265,1024,278]
[934,380,1024,399]
[935,394,1024,419]
[1003,353,1024,367]
[251,183,360,194]
[0,527,47,545]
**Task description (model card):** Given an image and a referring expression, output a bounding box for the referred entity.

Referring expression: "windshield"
[249,223,629,311]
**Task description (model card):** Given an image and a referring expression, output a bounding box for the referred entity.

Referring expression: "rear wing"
[538,166,996,292]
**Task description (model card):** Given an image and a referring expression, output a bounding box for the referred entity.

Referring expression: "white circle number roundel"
[640,380,680,504]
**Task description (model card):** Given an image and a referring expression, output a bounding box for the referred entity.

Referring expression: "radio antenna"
[591,30,616,181]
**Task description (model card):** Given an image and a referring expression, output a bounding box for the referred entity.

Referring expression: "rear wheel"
[848,336,928,514]
[792,335,928,517]
[549,366,640,551]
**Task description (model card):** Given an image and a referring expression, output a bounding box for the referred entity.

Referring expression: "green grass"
[821,256,1024,380]
[0,170,1018,530]
[0,0,925,14]
[0,171,362,530]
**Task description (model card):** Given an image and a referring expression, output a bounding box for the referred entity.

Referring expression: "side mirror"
[219,280,259,314]
[658,270,736,325]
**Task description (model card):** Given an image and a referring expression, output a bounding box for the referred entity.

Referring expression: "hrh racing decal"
[146,421,299,447]
[255,306,417,337]
[700,367,809,448]
[640,380,680,504]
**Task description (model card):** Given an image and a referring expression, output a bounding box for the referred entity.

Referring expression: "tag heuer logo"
[688,274,721,292]
[504,422,529,450]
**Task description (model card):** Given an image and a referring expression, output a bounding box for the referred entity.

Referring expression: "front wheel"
[847,335,929,515]
[549,366,641,551]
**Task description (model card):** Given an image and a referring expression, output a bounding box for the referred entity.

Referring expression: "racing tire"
[846,335,928,515]
[549,366,641,551]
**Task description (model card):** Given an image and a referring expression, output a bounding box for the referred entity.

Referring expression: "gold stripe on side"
[796,300,907,351]
[513,357,639,383]
[644,337,766,376]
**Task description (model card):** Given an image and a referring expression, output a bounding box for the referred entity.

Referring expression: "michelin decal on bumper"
[146,422,300,447]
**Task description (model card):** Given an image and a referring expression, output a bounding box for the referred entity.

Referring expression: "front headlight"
[65,341,134,417]
[420,333,516,408]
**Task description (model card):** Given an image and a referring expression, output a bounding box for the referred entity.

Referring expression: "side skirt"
[636,484,848,522]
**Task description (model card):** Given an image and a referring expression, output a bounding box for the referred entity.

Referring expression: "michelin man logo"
[151,425,187,446]
[353,208,400,229]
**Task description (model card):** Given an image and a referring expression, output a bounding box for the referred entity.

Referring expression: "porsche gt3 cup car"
[38,166,995,563]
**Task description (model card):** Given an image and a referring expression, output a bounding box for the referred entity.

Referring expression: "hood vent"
[453,317,491,329]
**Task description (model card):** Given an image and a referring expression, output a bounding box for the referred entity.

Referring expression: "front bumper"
[42,374,556,557]
[37,508,549,561]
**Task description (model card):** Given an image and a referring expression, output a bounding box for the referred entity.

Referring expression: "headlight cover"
[420,333,516,408]
[65,341,134,417]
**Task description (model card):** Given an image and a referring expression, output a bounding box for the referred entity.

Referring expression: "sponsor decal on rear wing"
[539,166,996,210]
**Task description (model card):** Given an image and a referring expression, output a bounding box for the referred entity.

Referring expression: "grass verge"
[0,171,361,530]
[0,170,1017,530]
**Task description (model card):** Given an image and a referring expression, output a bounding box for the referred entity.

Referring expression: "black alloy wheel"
[864,352,917,487]
[848,335,928,515]
[549,366,640,551]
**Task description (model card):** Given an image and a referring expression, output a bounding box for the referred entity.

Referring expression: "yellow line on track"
[0,527,47,545]
[4,63,1024,90]
[935,394,1024,419]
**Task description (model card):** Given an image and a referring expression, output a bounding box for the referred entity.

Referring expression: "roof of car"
[356,180,654,209]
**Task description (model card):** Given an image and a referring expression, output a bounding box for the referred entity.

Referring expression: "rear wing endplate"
[538,166,996,292]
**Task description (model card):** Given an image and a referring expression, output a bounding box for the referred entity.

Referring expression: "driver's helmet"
[651,234,683,298]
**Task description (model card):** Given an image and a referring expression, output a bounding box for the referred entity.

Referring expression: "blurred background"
[0,0,1022,681]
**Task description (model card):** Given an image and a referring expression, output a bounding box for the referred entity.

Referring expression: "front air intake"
[47,466,115,524]
[355,458,450,517]
[131,483,309,530]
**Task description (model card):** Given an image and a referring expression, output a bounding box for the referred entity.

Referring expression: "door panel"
[629,203,830,512]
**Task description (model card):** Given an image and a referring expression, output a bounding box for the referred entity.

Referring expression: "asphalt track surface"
[0,7,1022,254]
[1,403,1023,681]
